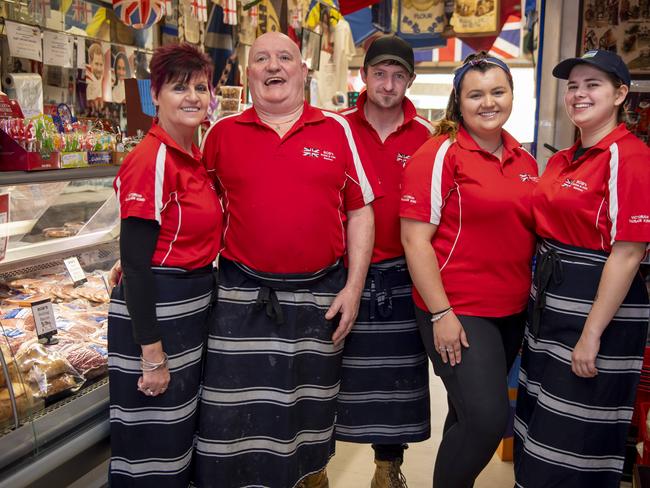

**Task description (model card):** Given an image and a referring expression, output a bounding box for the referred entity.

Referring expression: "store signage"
[5,21,43,62]
[63,257,88,287]
[31,299,58,342]
[43,31,74,68]
[0,194,8,262]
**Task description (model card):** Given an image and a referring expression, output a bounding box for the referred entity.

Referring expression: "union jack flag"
[72,0,87,22]
[112,0,165,28]
[414,14,523,63]
[303,147,320,158]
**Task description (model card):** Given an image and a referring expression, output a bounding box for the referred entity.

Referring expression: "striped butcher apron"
[514,240,649,488]
[335,257,430,444]
[108,265,216,488]
[194,257,346,488]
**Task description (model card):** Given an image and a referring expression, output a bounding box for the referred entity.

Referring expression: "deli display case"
[0,167,119,487]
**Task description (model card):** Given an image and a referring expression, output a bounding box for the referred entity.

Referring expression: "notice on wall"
[43,31,74,68]
[5,21,43,62]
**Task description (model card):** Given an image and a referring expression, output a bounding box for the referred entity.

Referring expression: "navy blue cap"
[552,50,631,86]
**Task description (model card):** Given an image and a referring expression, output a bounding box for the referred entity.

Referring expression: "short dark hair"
[149,43,214,96]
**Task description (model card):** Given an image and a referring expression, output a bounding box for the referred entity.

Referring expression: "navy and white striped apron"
[514,240,649,488]
[335,257,430,444]
[108,265,215,488]
[194,257,346,488]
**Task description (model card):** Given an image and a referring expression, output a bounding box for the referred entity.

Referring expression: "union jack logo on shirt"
[303,147,320,158]
[519,173,539,183]
[396,153,411,166]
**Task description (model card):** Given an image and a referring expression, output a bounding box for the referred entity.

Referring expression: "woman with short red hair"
[108,43,222,487]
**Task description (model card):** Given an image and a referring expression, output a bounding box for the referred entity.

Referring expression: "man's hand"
[109,259,122,288]
[326,285,362,346]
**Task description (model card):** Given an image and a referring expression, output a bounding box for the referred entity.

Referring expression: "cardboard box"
[0,130,61,170]
[88,151,112,166]
[112,151,127,165]
[60,152,88,168]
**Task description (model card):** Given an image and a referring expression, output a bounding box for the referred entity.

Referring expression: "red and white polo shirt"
[400,126,538,316]
[115,122,222,270]
[342,91,433,263]
[201,103,382,274]
[534,124,650,252]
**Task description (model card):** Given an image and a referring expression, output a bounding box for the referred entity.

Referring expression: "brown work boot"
[370,459,408,488]
[296,468,329,488]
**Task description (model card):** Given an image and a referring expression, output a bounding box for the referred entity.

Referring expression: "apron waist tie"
[255,286,284,325]
[531,248,564,338]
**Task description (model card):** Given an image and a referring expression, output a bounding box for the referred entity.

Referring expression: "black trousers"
[416,308,525,488]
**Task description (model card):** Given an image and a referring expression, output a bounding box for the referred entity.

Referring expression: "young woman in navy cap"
[515,50,650,488]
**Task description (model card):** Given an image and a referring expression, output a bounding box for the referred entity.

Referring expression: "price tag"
[63,257,87,287]
[31,299,57,339]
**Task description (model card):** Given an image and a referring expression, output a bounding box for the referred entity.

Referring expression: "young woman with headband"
[400,51,538,487]
[515,50,650,488]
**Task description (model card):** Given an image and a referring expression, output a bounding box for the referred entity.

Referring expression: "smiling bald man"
[195,33,383,488]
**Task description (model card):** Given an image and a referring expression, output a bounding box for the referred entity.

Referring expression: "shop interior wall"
[536,0,581,170]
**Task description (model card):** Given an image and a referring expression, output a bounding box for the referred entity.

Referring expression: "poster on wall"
[580,0,650,75]
[111,45,135,104]
[85,40,112,107]
[398,0,499,38]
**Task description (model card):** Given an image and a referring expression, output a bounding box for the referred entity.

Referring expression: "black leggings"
[415,309,525,488]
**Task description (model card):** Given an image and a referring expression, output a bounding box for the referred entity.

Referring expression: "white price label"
[31,300,57,338]
[64,257,87,287]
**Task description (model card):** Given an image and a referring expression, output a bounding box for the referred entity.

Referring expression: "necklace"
[488,141,503,155]
[259,109,303,132]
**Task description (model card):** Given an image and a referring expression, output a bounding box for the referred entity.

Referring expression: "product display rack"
[0,169,119,487]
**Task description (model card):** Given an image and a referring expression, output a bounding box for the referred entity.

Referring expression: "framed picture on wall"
[301,29,322,71]
[625,79,650,146]
[578,0,650,76]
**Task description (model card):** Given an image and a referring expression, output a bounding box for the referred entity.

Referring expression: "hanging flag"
[423,13,522,64]
[190,0,208,22]
[222,0,237,25]
[112,0,165,29]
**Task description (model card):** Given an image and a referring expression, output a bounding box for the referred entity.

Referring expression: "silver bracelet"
[431,307,453,323]
[140,353,168,372]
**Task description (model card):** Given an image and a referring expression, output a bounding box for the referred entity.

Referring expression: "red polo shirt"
[342,91,433,263]
[201,103,381,274]
[534,124,650,252]
[114,122,222,270]
[400,126,538,316]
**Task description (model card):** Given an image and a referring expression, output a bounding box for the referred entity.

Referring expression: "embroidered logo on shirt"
[303,147,320,158]
[322,150,336,162]
[561,178,588,192]
[401,194,417,204]
[519,173,539,183]
[630,214,650,224]
[396,153,411,167]
[125,192,146,202]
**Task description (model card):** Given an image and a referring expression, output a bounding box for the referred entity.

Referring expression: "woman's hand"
[433,312,470,366]
[572,331,600,378]
[138,341,170,397]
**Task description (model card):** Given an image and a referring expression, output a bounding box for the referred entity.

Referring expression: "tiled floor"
[329,372,515,487]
